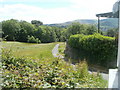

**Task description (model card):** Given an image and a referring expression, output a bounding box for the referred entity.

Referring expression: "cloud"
[2,0,69,3]
[70,0,116,13]
[0,4,83,24]
[0,0,117,24]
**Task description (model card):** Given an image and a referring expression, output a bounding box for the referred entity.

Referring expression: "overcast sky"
[0,0,117,24]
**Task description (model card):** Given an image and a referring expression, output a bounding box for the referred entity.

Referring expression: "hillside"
[45,18,118,31]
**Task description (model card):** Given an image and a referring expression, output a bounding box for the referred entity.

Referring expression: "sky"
[0,0,117,24]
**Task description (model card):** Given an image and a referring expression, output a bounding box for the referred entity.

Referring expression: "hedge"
[68,33,117,67]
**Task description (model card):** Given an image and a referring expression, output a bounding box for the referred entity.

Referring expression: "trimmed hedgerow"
[68,33,117,67]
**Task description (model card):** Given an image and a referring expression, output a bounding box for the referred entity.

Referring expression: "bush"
[27,35,41,43]
[68,33,117,67]
[1,49,107,88]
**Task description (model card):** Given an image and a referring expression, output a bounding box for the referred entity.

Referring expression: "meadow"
[2,41,59,59]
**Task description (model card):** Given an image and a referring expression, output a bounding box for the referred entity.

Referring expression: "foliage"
[85,25,97,35]
[67,22,97,39]
[31,20,43,26]
[68,33,117,67]
[58,42,66,56]
[40,26,57,43]
[27,35,41,43]
[2,19,67,43]
[2,19,100,43]
[19,21,35,37]
[33,26,43,41]
[2,19,21,41]
[1,48,107,88]
[106,28,118,37]
[16,28,28,42]
[52,27,67,42]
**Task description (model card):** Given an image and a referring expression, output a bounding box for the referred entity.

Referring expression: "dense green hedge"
[68,33,117,67]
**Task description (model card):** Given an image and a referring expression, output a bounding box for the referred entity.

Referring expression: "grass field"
[2,41,59,59]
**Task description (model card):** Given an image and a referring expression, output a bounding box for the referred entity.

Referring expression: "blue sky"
[0,0,117,24]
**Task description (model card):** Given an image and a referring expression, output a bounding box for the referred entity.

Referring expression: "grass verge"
[58,42,66,57]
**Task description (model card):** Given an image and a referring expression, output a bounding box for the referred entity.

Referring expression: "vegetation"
[2,41,57,59]
[1,47,108,88]
[0,22,2,40]
[58,42,66,56]
[47,18,118,31]
[27,35,41,43]
[68,33,117,67]
[106,28,118,37]
[2,19,100,43]
[66,22,97,38]
[31,20,43,26]
[2,19,67,43]
[1,18,116,88]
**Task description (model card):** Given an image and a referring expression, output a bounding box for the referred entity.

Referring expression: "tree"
[85,25,97,35]
[27,35,41,43]
[16,28,28,42]
[2,19,21,41]
[0,22,2,39]
[33,26,43,40]
[52,27,62,42]
[31,20,43,26]
[2,19,67,43]
[106,28,118,37]
[19,20,35,36]
[68,22,81,35]
[67,22,86,38]
[40,26,57,43]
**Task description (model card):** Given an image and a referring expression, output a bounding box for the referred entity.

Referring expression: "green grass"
[2,41,58,59]
[58,42,66,56]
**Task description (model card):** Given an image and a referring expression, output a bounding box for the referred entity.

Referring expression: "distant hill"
[45,18,118,31]
[100,18,118,31]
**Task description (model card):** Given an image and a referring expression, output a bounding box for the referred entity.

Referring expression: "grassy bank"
[58,42,66,56]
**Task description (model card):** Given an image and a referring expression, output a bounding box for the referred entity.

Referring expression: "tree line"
[2,19,67,43]
[2,19,116,43]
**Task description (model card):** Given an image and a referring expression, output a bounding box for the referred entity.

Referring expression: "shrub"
[68,33,117,67]
[27,35,41,43]
[1,49,107,88]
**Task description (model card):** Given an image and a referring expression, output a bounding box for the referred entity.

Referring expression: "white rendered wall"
[108,3,120,89]
[108,69,118,88]
[118,3,120,70]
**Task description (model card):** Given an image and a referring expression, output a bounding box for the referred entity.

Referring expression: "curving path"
[52,44,109,81]
[52,44,64,58]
